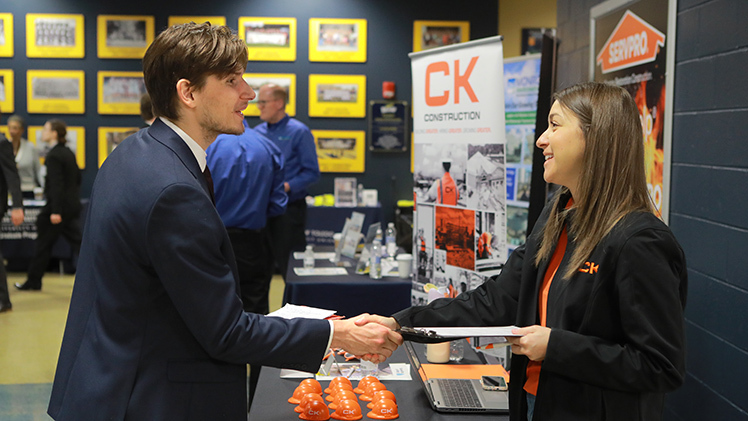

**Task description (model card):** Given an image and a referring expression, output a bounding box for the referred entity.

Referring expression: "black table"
[305,205,382,246]
[248,342,509,420]
[282,248,411,318]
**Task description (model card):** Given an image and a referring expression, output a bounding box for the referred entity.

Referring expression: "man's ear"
[176,79,197,110]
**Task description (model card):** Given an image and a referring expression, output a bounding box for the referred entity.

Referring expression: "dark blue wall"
[0,0,499,224]
[556,0,748,420]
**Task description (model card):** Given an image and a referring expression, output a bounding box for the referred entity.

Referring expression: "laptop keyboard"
[436,378,483,408]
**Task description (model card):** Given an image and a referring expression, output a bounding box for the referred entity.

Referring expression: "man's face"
[195,71,255,139]
[256,85,285,123]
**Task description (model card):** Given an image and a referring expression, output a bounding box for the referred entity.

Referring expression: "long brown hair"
[535,82,655,279]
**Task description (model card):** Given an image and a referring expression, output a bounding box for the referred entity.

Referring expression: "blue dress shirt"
[254,115,320,203]
[207,121,287,230]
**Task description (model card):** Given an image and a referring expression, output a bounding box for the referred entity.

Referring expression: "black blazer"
[0,135,23,215]
[43,143,81,217]
[49,120,330,420]
[395,192,687,421]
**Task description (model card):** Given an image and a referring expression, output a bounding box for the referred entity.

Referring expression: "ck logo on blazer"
[579,261,599,274]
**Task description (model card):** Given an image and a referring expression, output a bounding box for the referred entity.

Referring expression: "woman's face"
[41,122,56,144]
[8,121,24,142]
[536,101,586,197]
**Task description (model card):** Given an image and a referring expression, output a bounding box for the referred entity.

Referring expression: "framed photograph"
[26,13,84,58]
[368,100,408,152]
[98,127,139,167]
[27,70,85,114]
[309,18,367,63]
[238,17,296,62]
[412,20,470,52]
[97,15,154,59]
[97,71,147,115]
[168,16,226,27]
[242,73,296,117]
[28,125,86,169]
[0,14,14,57]
[308,74,366,118]
[0,69,15,114]
[313,130,366,173]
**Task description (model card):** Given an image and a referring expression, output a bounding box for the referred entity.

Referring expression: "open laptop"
[404,341,509,414]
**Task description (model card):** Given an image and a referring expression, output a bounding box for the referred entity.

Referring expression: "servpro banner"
[409,36,507,304]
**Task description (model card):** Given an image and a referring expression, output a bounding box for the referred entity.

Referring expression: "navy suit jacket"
[48,119,330,420]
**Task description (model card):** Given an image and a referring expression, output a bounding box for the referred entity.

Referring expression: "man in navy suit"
[48,23,401,420]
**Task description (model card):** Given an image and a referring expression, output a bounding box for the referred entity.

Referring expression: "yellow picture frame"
[309,18,367,63]
[97,71,147,115]
[0,14,14,57]
[28,125,86,169]
[242,73,296,117]
[0,69,15,114]
[412,20,470,52]
[26,13,84,58]
[312,130,366,173]
[168,16,226,27]
[0,126,9,139]
[27,70,85,114]
[308,74,366,118]
[238,17,296,62]
[97,15,154,59]
[98,127,139,167]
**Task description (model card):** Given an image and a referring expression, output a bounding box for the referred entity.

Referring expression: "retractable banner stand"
[410,36,507,305]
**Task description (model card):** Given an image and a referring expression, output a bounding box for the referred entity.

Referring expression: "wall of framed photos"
[0,0,499,223]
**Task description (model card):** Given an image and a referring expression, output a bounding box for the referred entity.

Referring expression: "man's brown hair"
[142,23,248,120]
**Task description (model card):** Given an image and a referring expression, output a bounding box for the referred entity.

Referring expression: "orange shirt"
[436,172,458,205]
[524,199,572,396]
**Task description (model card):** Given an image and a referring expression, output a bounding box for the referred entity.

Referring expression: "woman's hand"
[507,325,551,361]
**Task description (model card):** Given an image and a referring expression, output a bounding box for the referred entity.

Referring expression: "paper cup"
[396,253,412,279]
[333,232,342,249]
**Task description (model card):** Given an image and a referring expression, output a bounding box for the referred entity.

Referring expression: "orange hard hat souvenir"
[366,398,398,419]
[299,398,331,421]
[290,384,321,404]
[353,376,378,394]
[329,390,357,410]
[296,393,325,414]
[331,398,363,420]
[326,382,354,402]
[300,378,323,395]
[360,382,387,401]
[324,377,353,394]
[366,390,396,409]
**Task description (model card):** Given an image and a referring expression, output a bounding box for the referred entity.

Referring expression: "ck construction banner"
[410,36,507,305]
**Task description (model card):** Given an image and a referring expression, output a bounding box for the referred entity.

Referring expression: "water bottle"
[303,245,315,269]
[369,240,382,279]
[357,183,364,205]
[374,227,383,243]
[385,222,397,259]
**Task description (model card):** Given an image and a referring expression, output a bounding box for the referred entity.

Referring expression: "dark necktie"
[203,166,215,205]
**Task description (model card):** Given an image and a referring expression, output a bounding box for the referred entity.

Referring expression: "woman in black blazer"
[16,119,82,291]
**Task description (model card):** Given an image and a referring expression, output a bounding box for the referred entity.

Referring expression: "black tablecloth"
[282,248,411,318]
[248,343,509,420]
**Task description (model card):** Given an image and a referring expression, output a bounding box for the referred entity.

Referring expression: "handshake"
[330,314,403,363]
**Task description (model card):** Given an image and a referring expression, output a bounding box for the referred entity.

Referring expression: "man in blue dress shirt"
[255,83,320,279]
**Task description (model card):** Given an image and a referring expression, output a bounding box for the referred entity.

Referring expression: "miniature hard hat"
[354,376,378,394]
[300,379,323,395]
[325,377,353,394]
[366,398,398,419]
[326,382,354,402]
[296,393,325,414]
[290,384,321,404]
[329,390,357,410]
[299,398,331,421]
[366,390,397,409]
[331,398,363,420]
[360,382,387,401]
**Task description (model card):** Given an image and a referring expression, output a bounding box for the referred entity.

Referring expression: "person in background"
[16,119,81,291]
[47,23,400,420]
[426,159,459,205]
[255,83,320,279]
[357,82,687,421]
[7,114,42,198]
[139,92,155,127]
[0,111,24,313]
[206,120,287,406]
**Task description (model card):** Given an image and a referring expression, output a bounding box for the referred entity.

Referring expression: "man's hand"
[284,182,290,192]
[10,208,24,226]
[50,213,62,224]
[351,313,400,330]
[506,325,551,361]
[331,318,403,363]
